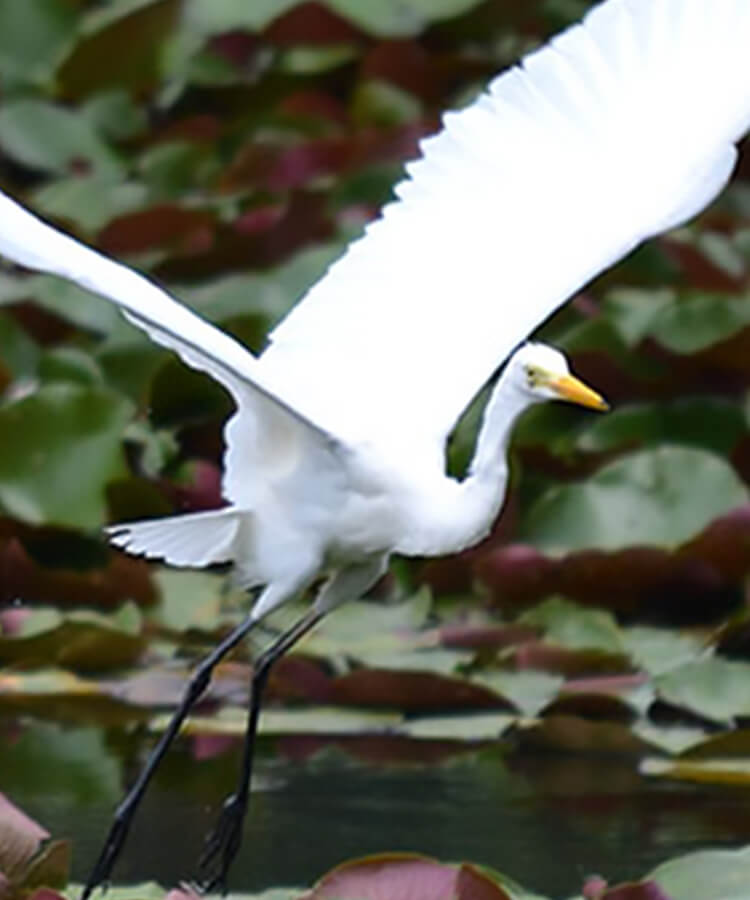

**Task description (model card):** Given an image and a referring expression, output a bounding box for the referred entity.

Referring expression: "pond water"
[3,717,750,897]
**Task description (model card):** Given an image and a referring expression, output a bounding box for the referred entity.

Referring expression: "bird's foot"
[196,793,247,894]
[80,815,132,900]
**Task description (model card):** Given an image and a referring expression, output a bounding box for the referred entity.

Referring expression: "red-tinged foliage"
[25,890,68,900]
[152,115,224,144]
[279,90,350,126]
[583,875,610,898]
[328,668,509,711]
[222,124,427,192]
[155,191,334,279]
[659,237,747,293]
[0,535,157,609]
[267,654,333,704]
[207,32,264,69]
[509,642,633,677]
[436,622,539,650]
[361,42,439,101]
[165,460,225,512]
[518,714,649,755]
[265,3,366,45]
[301,854,512,900]
[98,206,217,257]
[233,204,286,236]
[473,531,747,620]
[600,882,674,900]
[0,794,70,899]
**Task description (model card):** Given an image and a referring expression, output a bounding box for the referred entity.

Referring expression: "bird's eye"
[526,366,540,387]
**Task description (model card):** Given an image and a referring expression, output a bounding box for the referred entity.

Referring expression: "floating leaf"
[0,0,76,89]
[302,854,514,900]
[0,100,123,176]
[576,400,746,456]
[519,598,624,653]
[620,627,705,676]
[0,384,132,528]
[522,447,749,554]
[82,89,148,142]
[32,176,150,234]
[649,846,750,900]
[184,0,486,38]
[604,288,750,353]
[655,657,750,724]
[57,0,182,97]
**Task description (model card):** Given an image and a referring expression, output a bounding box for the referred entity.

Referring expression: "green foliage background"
[1,0,749,614]
[2,2,750,895]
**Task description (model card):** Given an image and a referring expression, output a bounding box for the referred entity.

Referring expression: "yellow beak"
[549,373,609,411]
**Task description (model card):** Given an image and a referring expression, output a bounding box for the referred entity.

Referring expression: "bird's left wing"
[0,191,346,509]
[260,0,750,456]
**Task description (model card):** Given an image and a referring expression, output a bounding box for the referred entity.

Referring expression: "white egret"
[0,0,749,893]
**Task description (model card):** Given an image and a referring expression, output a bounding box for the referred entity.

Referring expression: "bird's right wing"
[260,0,750,459]
[0,192,346,510]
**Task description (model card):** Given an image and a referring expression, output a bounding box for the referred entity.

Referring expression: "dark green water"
[2,718,749,897]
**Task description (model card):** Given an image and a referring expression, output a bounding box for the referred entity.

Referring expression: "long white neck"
[467,369,533,486]
[397,368,534,557]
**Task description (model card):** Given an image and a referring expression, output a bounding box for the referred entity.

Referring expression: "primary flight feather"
[0,0,748,893]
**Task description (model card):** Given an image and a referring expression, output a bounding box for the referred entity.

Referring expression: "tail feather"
[107,508,240,568]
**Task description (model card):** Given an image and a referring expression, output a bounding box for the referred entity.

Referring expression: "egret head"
[508,342,608,411]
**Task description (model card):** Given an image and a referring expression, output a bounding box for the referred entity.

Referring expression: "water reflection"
[3,717,750,896]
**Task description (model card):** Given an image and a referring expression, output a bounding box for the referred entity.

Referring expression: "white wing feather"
[0,192,345,511]
[260,0,750,455]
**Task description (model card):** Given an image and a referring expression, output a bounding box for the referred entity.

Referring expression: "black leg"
[197,607,325,894]
[81,613,262,900]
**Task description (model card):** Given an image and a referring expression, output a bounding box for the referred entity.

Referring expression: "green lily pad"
[0,384,132,528]
[0,0,76,89]
[522,446,748,554]
[183,0,486,37]
[0,271,130,335]
[519,598,624,653]
[655,657,750,724]
[649,846,750,900]
[150,569,229,633]
[605,288,750,353]
[0,100,122,176]
[32,175,150,234]
[576,400,746,456]
[398,712,517,741]
[0,311,40,379]
[620,626,706,676]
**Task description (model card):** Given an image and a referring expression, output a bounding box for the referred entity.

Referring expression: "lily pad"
[301,853,514,900]
[0,100,122,176]
[649,846,750,900]
[0,384,132,528]
[183,0,486,38]
[522,447,749,554]
[655,657,750,724]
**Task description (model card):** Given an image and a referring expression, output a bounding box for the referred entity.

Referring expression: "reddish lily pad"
[301,853,513,900]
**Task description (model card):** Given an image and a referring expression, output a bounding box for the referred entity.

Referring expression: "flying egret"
[0,0,749,893]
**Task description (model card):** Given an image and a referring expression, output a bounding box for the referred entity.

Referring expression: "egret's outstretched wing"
[261,0,750,455]
[0,192,344,509]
